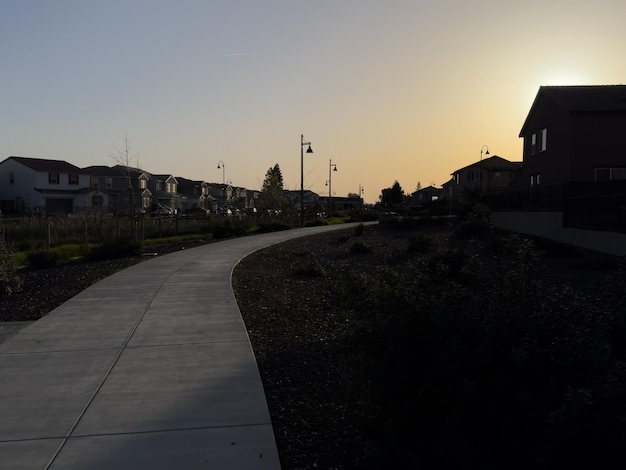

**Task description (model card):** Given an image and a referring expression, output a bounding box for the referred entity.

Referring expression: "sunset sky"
[2,0,625,203]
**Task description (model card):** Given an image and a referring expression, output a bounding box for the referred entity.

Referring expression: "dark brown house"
[519,85,626,186]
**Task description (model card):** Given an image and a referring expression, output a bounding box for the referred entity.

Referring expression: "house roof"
[6,156,86,173]
[451,155,522,175]
[520,85,626,136]
[83,165,124,176]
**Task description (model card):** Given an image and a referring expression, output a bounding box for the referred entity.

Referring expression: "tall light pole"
[217,160,225,184]
[300,134,313,227]
[326,159,337,214]
[479,146,489,194]
[480,145,489,161]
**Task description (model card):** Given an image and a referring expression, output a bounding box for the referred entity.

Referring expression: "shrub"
[0,238,22,295]
[407,233,435,254]
[353,223,365,236]
[27,250,59,268]
[88,238,142,260]
[350,240,371,253]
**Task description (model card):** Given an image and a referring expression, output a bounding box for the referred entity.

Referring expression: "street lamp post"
[480,145,490,161]
[217,160,225,185]
[300,135,313,227]
[479,145,489,194]
[326,159,337,214]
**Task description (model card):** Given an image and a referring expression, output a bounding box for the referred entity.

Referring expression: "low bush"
[27,250,59,268]
[0,239,22,295]
[350,240,371,253]
[88,238,142,260]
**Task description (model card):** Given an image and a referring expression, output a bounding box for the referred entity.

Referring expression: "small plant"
[88,238,142,260]
[407,233,435,254]
[353,223,365,236]
[350,240,371,253]
[27,250,59,268]
[0,238,22,295]
[293,256,324,277]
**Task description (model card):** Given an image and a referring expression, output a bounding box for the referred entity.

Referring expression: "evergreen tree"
[380,180,405,207]
[258,164,289,211]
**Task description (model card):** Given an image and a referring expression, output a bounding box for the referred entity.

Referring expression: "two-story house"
[447,155,522,201]
[176,177,213,213]
[85,165,153,215]
[411,185,443,207]
[0,156,94,214]
[519,85,626,186]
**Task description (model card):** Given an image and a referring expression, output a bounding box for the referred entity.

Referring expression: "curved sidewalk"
[0,223,364,470]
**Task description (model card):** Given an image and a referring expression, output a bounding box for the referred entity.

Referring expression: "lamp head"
[306,145,313,154]
[485,149,490,155]
[333,166,338,171]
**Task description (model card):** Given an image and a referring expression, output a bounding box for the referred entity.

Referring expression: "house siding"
[570,112,626,181]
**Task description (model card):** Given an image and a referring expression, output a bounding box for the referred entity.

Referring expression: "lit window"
[140,178,147,189]
[540,128,547,152]
[531,134,537,155]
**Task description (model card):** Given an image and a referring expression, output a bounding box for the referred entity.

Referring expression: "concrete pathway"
[0,223,364,469]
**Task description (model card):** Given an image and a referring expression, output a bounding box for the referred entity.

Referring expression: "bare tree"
[108,137,142,240]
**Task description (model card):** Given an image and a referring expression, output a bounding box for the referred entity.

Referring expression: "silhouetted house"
[448,155,521,200]
[519,85,626,186]
[284,189,320,212]
[0,156,94,214]
[176,177,212,213]
[411,185,442,207]
[86,165,153,214]
[149,174,180,212]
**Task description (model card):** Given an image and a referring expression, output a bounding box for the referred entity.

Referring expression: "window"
[468,170,481,183]
[540,128,547,152]
[48,173,59,184]
[494,171,501,181]
[68,174,79,185]
[530,175,535,186]
[9,172,14,184]
[143,195,151,208]
[140,178,147,189]
[530,128,547,155]
[454,173,460,184]
[536,174,541,185]
[105,178,113,189]
[92,195,103,206]
[596,167,626,181]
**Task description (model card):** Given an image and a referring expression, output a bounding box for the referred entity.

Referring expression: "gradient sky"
[2,0,625,203]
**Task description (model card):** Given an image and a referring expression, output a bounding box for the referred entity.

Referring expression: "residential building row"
[0,158,365,216]
[0,159,258,216]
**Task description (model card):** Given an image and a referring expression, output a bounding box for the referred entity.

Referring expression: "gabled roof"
[451,155,522,175]
[5,156,86,173]
[83,165,124,177]
[520,85,626,136]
